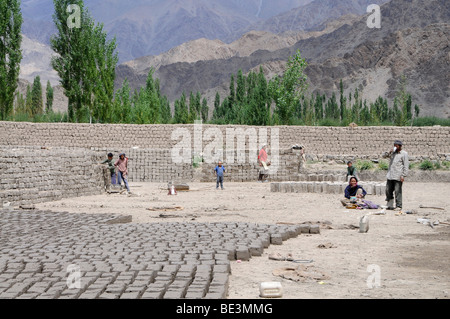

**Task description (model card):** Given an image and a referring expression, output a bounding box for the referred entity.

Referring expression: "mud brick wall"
[1,122,449,190]
[198,148,304,183]
[0,122,449,159]
[0,146,106,206]
[95,148,194,183]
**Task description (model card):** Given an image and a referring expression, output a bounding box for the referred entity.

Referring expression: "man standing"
[384,140,409,211]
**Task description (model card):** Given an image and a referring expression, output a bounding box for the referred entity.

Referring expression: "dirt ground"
[36,179,450,300]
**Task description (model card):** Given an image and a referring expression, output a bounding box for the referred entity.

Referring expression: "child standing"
[214,161,226,190]
[101,153,117,187]
[115,153,131,194]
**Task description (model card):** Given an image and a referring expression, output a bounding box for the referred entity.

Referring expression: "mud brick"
[26,281,52,294]
[16,292,40,299]
[213,264,231,274]
[118,291,139,299]
[78,290,101,299]
[248,243,263,257]
[134,270,157,283]
[270,234,283,245]
[178,264,196,275]
[214,251,229,261]
[141,290,164,299]
[204,292,226,299]
[235,247,250,261]
[185,290,205,299]
[4,282,31,296]
[104,283,127,294]
[98,292,121,299]
[210,274,229,289]
[147,282,169,291]
[299,224,311,234]
[163,289,185,299]
[309,225,320,234]
[59,289,82,299]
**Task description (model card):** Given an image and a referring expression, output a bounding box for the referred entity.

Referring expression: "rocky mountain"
[116,0,450,118]
[21,0,312,62]
[247,0,390,33]
[20,35,59,86]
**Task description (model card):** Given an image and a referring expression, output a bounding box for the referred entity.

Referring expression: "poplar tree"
[0,0,23,120]
[45,81,54,113]
[51,0,118,123]
[31,76,43,116]
[269,50,308,125]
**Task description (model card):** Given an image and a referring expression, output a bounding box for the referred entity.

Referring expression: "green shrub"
[378,160,389,171]
[419,160,435,171]
[412,117,450,127]
[442,161,450,169]
[356,160,374,171]
[434,161,442,170]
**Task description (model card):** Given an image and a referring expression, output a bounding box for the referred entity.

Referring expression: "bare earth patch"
[36,181,450,299]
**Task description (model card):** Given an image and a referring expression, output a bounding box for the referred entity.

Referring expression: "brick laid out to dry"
[0,209,320,299]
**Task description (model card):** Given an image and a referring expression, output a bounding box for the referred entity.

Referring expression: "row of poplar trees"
[1,0,419,126]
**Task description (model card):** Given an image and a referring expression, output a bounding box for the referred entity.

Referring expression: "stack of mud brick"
[0,146,105,206]
[270,181,387,196]
[277,126,450,161]
[198,148,303,183]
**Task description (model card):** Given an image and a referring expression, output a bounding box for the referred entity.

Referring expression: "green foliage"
[51,0,118,123]
[31,76,44,116]
[0,0,23,120]
[8,110,68,123]
[419,160,435,171]
[412,117,450,127]
[378,160,389,171]
[270,49,308,125]
[46,81,54,113]
[355,160,374,171]
[212,66,270,126]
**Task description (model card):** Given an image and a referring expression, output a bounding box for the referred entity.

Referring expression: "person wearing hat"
[384,140,409,211]
[115,153,130,194]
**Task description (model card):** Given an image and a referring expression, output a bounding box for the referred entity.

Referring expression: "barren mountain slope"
[116,0,449,117]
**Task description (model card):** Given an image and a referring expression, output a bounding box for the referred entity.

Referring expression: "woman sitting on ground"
[341,176,367,207]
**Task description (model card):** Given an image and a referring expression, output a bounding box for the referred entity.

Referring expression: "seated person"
[341,176,367,207]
